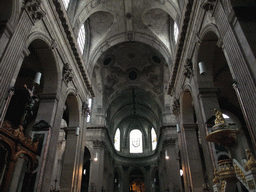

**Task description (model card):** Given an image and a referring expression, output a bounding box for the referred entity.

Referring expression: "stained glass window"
[130,129,143,153]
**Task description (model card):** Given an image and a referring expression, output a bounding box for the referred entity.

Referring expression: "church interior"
[1,0,256,191]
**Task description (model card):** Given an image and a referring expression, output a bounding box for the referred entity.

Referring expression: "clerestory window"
[114,128,120,151]
[62,0,70,10]
[77,24,86,54]
[174,22,179,43]
[151,128,157,150]
[86,98,92,122]
[130,129,143,153]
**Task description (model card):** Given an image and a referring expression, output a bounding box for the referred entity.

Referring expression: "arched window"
[130,129,143,153]
[77,24,86,54]
[174,22,179,43]
[151,128,157,150]
[114,128,120,151]
[62,0,70,10]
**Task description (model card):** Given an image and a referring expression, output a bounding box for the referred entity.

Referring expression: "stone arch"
[128,167,145,192]
[180,89,195,125]
[196,28,253,166]
[0,0,22,32]
[3,37,59,135]
[64,92,80,127]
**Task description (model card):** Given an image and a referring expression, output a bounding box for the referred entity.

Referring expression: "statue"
[245,149,256,171]
[214,108,225,125]
[22,84,39,127]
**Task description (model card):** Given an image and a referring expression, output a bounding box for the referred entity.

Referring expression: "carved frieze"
[172,97,180,117]
[62,63,74,84]
[201,0,217,11]
[182,59,193,79]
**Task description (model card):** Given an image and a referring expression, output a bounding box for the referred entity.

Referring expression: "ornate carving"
[183,59,193,78]
[62,63,74,84]
[201,0,217,11]
[214,109,226,125]
[213,169,220,184]
[1,120,39,150]
[233,163,246,183]
[24,0,45,20]
[172,97,180,117]
[245,149,256,172]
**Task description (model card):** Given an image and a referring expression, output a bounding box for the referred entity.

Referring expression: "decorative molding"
[172,97,180,117]
[24,0,46,21]
[167,0,194,95]
[62,63,74,84]
[182,58,193,78]
[201,0,217,12]
[53,0,95,97]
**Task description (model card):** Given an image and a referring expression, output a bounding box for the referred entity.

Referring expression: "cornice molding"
[52,0,95,97]
[167,0,194,95]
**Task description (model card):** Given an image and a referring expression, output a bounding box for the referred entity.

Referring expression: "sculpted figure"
[245,149,256,172]
[214,108,225,125]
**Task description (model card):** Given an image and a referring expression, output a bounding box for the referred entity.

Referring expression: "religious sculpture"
[245,149,256,172]
[214,108,225,125]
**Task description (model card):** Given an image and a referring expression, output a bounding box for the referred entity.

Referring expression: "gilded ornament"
[214,108,225,125]
[245,149,256,172]
[213,169,220,184]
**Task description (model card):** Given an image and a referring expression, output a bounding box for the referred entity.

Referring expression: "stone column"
[213,1,256,150]
[88,141,105,192]
[181,124,205,192]
[39,93,65,192]
[122,166,130,192]
[60,127,79,192]
[144,166,151,192]
[163,138,182,192]
[0,1,45,116]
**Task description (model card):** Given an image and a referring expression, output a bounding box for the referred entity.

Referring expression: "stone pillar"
[39,93,65,192]
[60,127,79,192]
[0,1,45,116]
[213,1,256,150]
[88,141,105,192]
[122,166,130,192]
[144,166,151,192]
[163,138,182,192]
[8,158,27,192]
[181,124,205,192]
